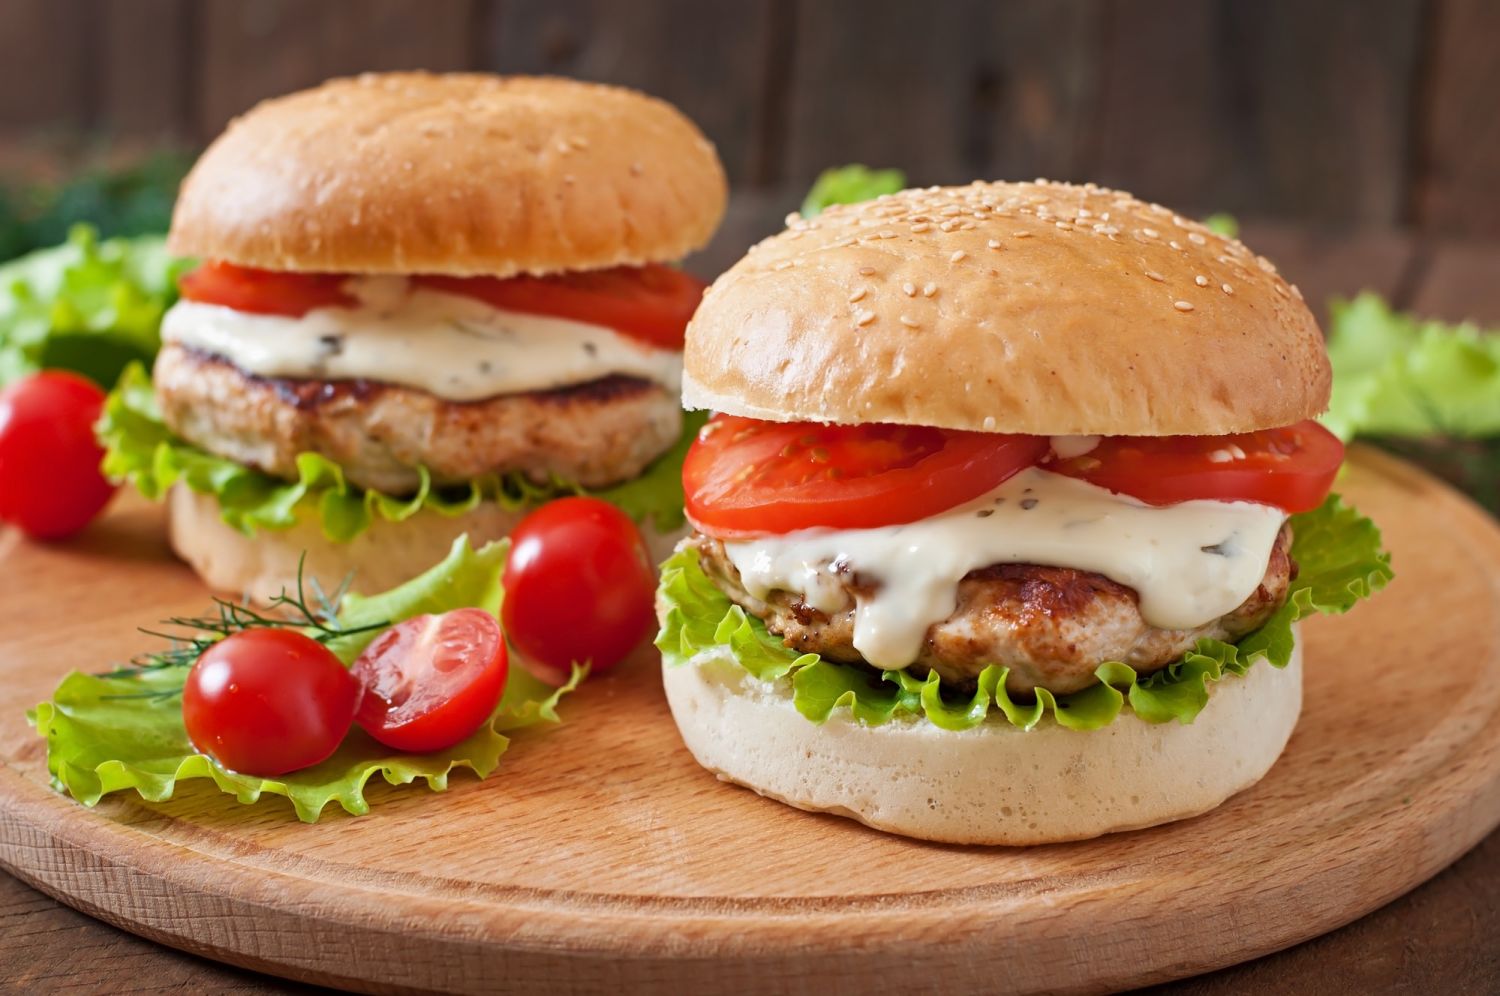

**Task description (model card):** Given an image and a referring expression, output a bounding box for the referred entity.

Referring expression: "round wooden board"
[2,446,1499,995]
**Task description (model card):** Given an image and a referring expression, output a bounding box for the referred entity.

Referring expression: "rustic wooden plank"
[98,0,191,139]
[195,0,477,139]
[1412,0,1500,238]
[786,0,1099,189]
[1091,0,1423,226]
[1237,221,1417,322]
[484,0,774,184]
[0,0,92,132]
[1409,243,1500,325]
[1150,832,1500,995]
[686,188,791,281]
[0,871,317,993]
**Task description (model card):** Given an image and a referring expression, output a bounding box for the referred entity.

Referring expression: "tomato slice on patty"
[179,261,356,317]
[1047,419,1344,513]
[179,261,705,350]
[417,264,706,350]
[683,416,1050,538]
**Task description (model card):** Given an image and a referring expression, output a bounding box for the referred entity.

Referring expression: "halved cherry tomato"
[182,629,360,776]
[179,261,356,317]
[351,608,508,753]
[502,497,656,676]
[0,370,116,540]
[1048,419,1344,513]
[683,416,1050,537]
[418,264,706,350]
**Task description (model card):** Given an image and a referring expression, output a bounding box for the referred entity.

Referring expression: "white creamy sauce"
[722,468,1286,669]
[161,276,682,401]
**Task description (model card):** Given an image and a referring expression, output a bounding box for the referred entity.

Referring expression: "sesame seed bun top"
[682,180,1331,436]
[168,73,728,277]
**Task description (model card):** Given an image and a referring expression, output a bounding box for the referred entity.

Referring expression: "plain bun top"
[169,73,728,277]
[683,180,1330,436]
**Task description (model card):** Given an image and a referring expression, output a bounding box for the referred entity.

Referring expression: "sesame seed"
[1013,231,1032,238]
[1221,283,1234,295]
[939,205,962,217]
[848,288,868,303]
[879,230,897,239]
[1173,300,1195,312]
[987,239,1002,249]
[1274,282,1289,297]
[772,260,793,271]
[1055,221,1073,231]
[1188,232,1207,245]
[902,282,917,297]
[1146,270,1165,282]
[784,212,801,226]
[1194,275,1209,287]
[950,250,967,262]
[855,310,877,327]
[1142,227,1160,238]
[911,222,932,233]
[899,315,920,328]
[1169,240,1183,250]
[858,266,876,276]
[939,220,959,232]
[922,282,938,297]
[1291,283,1304,300]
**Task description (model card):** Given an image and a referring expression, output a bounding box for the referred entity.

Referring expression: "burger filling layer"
[716,468,1285,670]
[162,277,683,401]
[153,263,702,494]
[679,415,1345,697]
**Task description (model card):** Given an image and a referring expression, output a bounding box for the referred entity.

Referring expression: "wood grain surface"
[7,0,1500,237]
[1,447,1498,995]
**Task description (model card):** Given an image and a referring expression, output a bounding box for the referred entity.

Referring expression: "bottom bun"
[168,485,683,603]
[661,629,1302,846]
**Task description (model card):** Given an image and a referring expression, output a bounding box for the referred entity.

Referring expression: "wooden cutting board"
[2,446,1498,996]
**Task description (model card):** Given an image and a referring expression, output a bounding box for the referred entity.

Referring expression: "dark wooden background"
[0,0,1497,237]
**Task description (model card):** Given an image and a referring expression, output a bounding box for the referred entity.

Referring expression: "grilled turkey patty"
[153,344,681,494]
[687,523,1294,695]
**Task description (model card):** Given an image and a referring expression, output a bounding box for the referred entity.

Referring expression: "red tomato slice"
[683,416,1051,537]
[182,629,360,777]
[417,264,705,350]
[179,261,356,317]
[1048,419,1344,513]
[351,608,508,753]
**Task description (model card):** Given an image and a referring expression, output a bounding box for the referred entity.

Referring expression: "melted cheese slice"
[721,467,1286,670]
[161,276,682,401]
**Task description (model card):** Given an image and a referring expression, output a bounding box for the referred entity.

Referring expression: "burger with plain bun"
[656,179,1391,845]
[101,73,726,599]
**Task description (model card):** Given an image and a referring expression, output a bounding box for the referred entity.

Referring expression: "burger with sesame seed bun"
[654,179,1391,846]
[99,72,727,601]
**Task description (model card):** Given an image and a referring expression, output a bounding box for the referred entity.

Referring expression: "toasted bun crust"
[683,180,1329,435]
[169,73,727,277]
[168,486,685,604]
[661,633,1301,845]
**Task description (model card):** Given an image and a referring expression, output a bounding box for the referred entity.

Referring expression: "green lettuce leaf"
[800,165,907,218]
[656,495,1392,731]
[1322,292,1500,440]
[99,363,703,542]
[0,224,190,387]
[30,536,585,822]
[1202,213,1240,239]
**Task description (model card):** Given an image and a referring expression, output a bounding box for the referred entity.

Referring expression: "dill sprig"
[96,556,390,694]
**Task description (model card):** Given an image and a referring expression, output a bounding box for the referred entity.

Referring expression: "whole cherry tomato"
[183,629,360,776]
[502,497,656,675]
[0,371,117,539]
